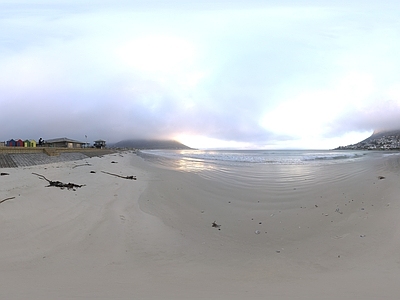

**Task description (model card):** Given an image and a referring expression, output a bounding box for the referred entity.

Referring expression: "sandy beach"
[1,151,400,299]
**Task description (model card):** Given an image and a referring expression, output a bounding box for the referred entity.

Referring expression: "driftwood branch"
[32,172,85,190]
[101,171,137,180]
[72,163,92,168]
[32,172,51,182]
[0,197,15,204]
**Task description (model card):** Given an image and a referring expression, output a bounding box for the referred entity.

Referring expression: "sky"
[1,0,400,149]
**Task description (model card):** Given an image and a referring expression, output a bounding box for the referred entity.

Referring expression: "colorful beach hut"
[30,140,37,147]
[6,139,16,147]
[16,139,24,147]
[23,140,37,147]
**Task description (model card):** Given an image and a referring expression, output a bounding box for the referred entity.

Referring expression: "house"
[94,140,106,149]
[0,141,5,147]
[43,137,86,148]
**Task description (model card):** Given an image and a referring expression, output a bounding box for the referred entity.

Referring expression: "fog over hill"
[111,139,192,150]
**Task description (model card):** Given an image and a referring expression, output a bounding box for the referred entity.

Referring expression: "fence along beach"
[1,150,400,299]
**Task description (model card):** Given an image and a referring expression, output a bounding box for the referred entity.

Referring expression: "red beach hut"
[7,139,16,147]
[16,139,24,147]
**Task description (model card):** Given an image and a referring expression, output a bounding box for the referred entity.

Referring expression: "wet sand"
[1,151,400,299]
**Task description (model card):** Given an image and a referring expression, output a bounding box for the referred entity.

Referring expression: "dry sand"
[1,151,400,299]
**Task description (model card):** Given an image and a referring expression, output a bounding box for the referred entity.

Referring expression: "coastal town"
[336,131,400,150]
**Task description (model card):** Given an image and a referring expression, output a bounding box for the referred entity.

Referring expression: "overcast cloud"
[1,0,400,149]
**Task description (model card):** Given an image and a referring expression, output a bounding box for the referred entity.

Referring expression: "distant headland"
[336,129,400,150]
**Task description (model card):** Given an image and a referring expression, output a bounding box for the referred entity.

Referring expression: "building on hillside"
[94,140,106,149]
[43,137,85,148]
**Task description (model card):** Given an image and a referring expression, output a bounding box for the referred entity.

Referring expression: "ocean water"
[138,149,396,207]
[139,149,368,167]
[137,149,380,186]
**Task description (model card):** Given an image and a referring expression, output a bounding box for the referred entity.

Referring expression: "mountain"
[336,129,400,150]
[359,129,400,143]
[111,139,193,150]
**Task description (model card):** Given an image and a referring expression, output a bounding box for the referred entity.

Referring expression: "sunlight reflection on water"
[137,149,390,207]
[174,157,217,172]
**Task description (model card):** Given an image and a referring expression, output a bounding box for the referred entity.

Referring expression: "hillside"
[336,129,400,150]
[111,139,192,150]
[360,129,400,143]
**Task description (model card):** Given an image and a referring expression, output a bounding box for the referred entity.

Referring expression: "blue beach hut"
[7,139,16,147]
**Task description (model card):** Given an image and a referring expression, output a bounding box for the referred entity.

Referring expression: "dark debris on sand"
[32,173,85,190]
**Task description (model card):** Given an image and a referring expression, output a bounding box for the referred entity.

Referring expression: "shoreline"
[1,152,400,299]
[139,152,400,298]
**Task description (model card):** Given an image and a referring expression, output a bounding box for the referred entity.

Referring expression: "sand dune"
[1,151,400,299]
